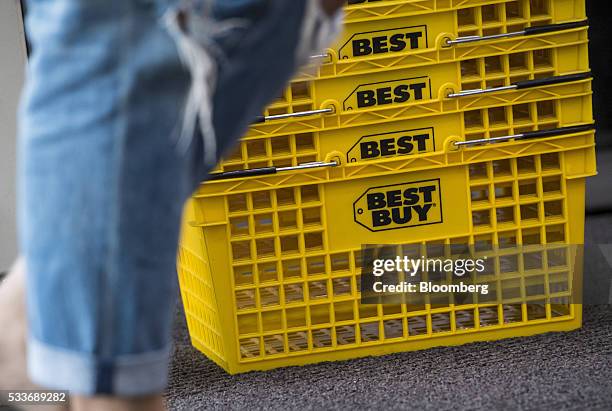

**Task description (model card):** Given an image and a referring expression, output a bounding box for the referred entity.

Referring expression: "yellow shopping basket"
[177,124,595,373]
[312,0,586,76]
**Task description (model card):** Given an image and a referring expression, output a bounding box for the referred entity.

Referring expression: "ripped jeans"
[18,0,340,395]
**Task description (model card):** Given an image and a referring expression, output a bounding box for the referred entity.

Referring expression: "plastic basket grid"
[176,221,230,365]
[226,155,579,359]
[342,0,582,28]
[456,0,561,37]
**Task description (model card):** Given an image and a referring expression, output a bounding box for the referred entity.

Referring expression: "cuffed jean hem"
[27,337,171,396]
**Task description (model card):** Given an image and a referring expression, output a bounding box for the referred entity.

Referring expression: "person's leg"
[70,395,164,411]
[17,0,191,407]
[7,1,344,410]
[0,260,70,411]
[0,259,28,391]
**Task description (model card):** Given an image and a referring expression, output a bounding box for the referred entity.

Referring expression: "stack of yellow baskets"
[177,0,595,374]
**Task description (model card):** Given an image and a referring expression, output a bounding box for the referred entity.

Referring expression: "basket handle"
[208,161,338,181]
[454,124,595,147]
[445,20,588,46]
[513,72,592,89]
[447,71,592,98]
[254,108,334,123]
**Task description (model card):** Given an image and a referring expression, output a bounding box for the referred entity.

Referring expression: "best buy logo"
[343,77,431,111]
[347,127,435,162]
[338,26,428,60]
[354,179,443,231]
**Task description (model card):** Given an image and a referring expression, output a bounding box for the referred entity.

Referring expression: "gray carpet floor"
[166,214,612,411]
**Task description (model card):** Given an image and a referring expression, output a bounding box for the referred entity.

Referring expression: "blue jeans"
[18,0,311,395]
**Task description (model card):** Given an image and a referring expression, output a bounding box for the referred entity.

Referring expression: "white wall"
[0,1,27,270]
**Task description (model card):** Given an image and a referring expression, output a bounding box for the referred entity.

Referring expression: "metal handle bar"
[445,20,588,46]
[208,161,338,181]
[454,124,595,147]
[254,108,334,123]
[448,72,592,98]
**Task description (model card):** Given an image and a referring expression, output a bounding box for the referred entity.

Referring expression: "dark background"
[586,1,612,139]
[585,2,612,213]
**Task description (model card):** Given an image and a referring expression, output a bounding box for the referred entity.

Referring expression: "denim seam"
[98,1,133,394]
